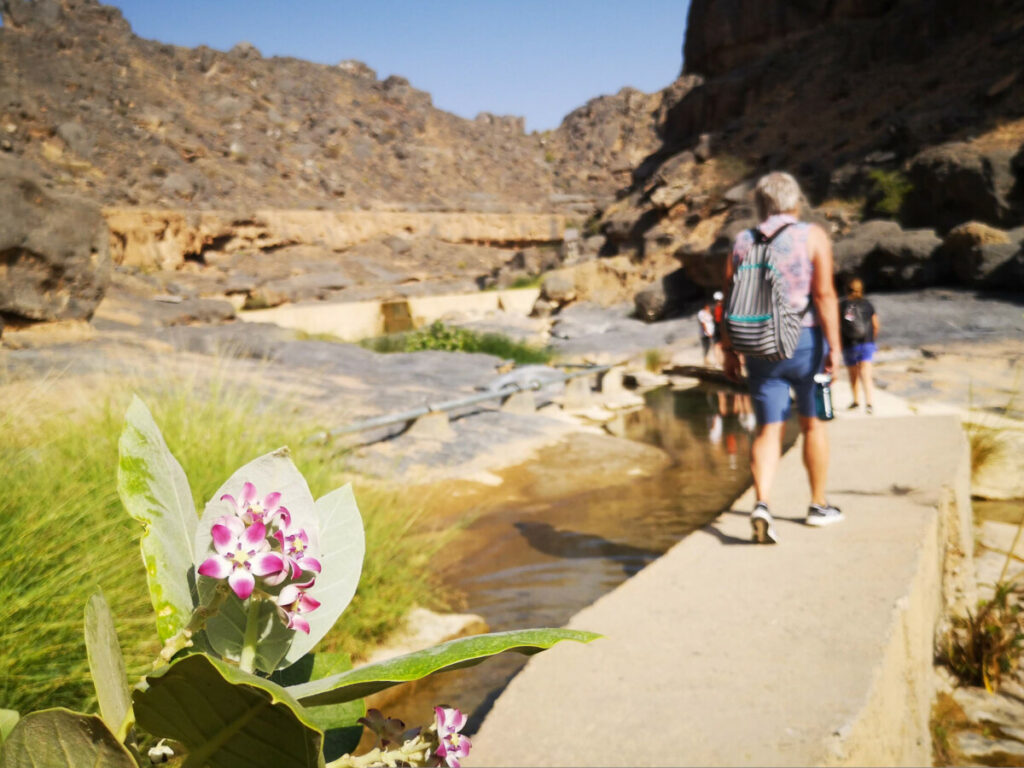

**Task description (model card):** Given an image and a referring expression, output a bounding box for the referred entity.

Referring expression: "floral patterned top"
[731,213,817,328]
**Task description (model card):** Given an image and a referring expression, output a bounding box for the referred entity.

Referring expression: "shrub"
[362,321,552,365]
[866,169,913,218]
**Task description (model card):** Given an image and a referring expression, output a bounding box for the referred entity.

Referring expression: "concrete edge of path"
[468,411,975,767]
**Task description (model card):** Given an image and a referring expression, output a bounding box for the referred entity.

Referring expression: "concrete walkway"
[468,398,973,766]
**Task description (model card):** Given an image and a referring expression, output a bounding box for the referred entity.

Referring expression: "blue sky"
[99,1,689,133]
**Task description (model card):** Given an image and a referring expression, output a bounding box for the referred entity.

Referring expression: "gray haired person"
[721,172,844,543]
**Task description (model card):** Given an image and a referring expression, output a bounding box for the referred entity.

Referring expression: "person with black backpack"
[720,172,844,544]
[839,277,880,414]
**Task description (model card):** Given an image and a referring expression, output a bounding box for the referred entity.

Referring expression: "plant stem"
[157,582,231,665]
[239,597,262,674]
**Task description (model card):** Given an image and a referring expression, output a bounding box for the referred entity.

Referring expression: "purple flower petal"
[198,555,232,579]
[210,524,235,553]
[241,482,257,505]
[243,521,267,547]
[219,493,238,511]
[288,615,311,634]
[297,593,321,612]
[228,569,255,600]
[277,584,300,605]
[263,491,282,510]
[297,556,321,574]
[250,552,285,576]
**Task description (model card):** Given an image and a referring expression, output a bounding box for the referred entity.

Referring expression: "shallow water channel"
[375,385,798,735]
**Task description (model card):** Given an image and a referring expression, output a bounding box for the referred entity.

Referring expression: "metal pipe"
[315,364,612,440]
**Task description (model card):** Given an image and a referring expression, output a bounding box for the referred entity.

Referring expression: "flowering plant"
[0,397,597,767]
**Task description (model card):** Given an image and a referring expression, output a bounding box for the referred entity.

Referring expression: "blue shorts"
[745,326,826,425]
[843,342,876,366]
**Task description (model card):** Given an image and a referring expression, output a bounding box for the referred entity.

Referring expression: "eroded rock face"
[0,164,111,322]
[833,219,942,290]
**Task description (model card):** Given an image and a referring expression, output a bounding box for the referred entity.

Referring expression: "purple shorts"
[843,342,876,366]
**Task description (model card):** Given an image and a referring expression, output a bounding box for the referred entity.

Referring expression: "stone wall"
[103,209,566,271]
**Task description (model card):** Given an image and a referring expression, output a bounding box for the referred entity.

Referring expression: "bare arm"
[872,312,880,339]
[808,225,842,376]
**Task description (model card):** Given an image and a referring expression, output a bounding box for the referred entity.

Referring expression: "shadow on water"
[512,521,661,577]
[373,384,800,735]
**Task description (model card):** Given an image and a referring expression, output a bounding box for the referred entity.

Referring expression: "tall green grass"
[0,376,450,715]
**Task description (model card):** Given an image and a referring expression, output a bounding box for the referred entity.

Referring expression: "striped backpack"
[724,223,807,360]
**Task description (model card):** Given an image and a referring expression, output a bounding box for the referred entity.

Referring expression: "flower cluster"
[433,706,472,768]
[197,482,322,633]
[351,706,472,768]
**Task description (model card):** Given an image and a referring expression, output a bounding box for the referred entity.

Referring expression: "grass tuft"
[361,321,552,365]
[0,375,450,715]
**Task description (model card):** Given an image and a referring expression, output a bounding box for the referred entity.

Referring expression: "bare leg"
[847,364,860,405]
[860,361,875,407]
[800,416,829,506]
[751,421,785,505]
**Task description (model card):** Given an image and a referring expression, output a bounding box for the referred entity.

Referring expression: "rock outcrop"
[0,160,111,322]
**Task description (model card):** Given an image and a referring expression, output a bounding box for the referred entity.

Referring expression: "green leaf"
[0,710,19,746]
[133,654,324,768]
[0,709,136,768]
[85,590,132,739]
[118,395,198,642]
[271,652,363,762]
[194,448,317,673]
[281,484,364,668]
[288,628,601,706]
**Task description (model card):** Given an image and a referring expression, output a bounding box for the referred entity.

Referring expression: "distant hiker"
[698,300,716,366]
[711,290,725,366]
[839,277,880,414]
[720,171,844,544]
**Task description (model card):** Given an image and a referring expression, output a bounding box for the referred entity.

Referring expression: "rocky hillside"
[593,0,1024,312]
[0,0,567,211]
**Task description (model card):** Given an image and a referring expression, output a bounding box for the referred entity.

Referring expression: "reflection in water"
[375,386,797,735]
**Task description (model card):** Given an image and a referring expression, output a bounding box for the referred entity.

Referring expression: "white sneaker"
[750,502,778,544]
[806,503,844,527]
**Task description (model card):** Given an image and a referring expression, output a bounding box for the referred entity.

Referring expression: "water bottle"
[814,374,834,421]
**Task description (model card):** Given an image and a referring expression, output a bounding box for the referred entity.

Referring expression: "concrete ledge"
[469,415,971,766]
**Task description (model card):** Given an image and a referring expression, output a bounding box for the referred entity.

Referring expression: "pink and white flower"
[197,516,285,600]
[274,584,321,634]
[434,706,471,768]
[220,481,291,530]
[273,526,322,583]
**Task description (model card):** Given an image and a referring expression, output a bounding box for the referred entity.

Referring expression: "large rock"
[833,219,942,290]
[903,142,1021,231]
[0,167,111,322]
[943,222,1024,289]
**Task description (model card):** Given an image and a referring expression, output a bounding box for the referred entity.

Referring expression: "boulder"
[634,284,667,322]
[941,222,1024,288]
[0,167,111,322]
[833,219,942,290]
[540,270,576,304]
[678,204,756,289]
[904,142,1020,231]
[634,268,702,322]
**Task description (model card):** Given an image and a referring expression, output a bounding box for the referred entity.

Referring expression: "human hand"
[824,347,841,377]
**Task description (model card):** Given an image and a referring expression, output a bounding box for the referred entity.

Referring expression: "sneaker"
[865,404,873,415]
[847,402,860,410]
[750,502,778,544]
[806,503,844,527]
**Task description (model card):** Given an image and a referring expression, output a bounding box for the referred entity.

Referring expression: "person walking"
[697,300,716,366]
[720,171,844,544]
[839,277,880,414]
[711,291,725,365]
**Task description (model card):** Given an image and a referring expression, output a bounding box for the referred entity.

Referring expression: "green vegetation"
[943,579,1024,692]
[362,321,553,364]
[644,348,665,373]
[866,169,913,218]
[0,378,451,715]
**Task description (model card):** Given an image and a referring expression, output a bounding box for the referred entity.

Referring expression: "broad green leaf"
[0,710,19,746]
[282,484,364,667]
[118,395,198,641]
[193,449,317,673]
[271,652,364,761]
[289,628,601,707]
[0,709,136,768]
[133,654,324,768]
[85,590,132,739]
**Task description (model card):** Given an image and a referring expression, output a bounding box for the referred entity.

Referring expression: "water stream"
[373,385,799,734]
